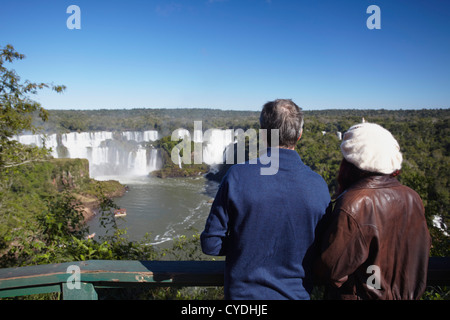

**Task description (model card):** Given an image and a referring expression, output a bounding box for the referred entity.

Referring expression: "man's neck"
[277,146,295,151]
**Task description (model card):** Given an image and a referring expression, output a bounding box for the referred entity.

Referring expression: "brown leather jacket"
[315,175,431,300]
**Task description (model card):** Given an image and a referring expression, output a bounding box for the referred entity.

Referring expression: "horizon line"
[42,106,450,112]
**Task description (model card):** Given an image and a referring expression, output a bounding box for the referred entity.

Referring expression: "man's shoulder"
[299,164,329,187]
[226,159,328,191]
[224,161,258,179]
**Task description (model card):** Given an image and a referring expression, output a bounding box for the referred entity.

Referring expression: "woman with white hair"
[316,122,431,300]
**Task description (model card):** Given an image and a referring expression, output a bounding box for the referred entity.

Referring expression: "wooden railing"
[0,257,448,300]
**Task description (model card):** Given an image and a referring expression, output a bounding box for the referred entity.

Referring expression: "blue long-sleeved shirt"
[201,148,331,299]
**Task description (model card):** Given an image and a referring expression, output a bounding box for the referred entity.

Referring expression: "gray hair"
[259,99,304,148]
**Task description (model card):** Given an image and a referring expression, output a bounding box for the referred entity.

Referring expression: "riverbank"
[150,164,210,179]
[75,179,127,221]
[48,158,128,222]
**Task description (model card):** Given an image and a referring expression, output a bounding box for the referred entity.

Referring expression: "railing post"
[62,282,98,300]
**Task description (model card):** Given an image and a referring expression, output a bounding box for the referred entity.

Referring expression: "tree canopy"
[0,44,65,171]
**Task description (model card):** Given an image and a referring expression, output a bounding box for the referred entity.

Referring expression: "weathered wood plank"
[0,260,225,293]
[0,284,61,299]
[0,257,448,299]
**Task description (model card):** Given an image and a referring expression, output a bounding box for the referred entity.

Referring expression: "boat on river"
[114,208,127,218]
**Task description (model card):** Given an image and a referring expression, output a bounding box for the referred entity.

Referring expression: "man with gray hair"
[201,99,331,299]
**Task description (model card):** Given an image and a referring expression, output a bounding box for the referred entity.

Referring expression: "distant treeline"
[33,108,449,136]
[33,108,261,136]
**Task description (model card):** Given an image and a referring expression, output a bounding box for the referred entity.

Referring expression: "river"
[87,175,220,246]
[13,130,226,246]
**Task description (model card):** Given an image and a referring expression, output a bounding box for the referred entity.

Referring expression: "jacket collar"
[263,147,303,163]
[334,175,401,202]
[349,175,401,190]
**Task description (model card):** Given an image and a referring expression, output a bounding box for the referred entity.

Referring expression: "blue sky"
[1,0,449,111]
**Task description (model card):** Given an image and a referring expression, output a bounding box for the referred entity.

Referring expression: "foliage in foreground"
[0,184,224,299]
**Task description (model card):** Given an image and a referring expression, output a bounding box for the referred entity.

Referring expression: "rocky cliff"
[48,158,126,221]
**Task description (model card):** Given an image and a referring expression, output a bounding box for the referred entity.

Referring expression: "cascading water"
[14,128,238,178]
[202,129,235,165]
[171,127,236,167]
[14,130,161,179]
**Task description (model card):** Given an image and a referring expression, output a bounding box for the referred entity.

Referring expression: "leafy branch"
[0,44,66,170]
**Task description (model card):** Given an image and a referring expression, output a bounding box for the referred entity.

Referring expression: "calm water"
[87,175,219,246]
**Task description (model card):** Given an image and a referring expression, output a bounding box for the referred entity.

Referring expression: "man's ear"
[297,129,303,141]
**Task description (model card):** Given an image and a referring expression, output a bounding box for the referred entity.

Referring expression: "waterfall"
[13,130,160,179]
[172,128,235,167]
[148,149,160,171]
[202,129,235,165]
[14,128,240,176]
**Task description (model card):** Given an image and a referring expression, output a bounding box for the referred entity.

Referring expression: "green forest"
[1,44,448,299]
[39,106,449,257]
